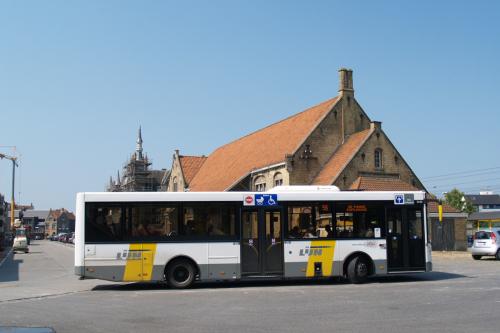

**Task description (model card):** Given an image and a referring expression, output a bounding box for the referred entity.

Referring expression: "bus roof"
[78,189,426,203]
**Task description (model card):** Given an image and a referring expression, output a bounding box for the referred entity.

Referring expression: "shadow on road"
[0,252,23,283]
[370,271,466,284]
[91,270,466,292]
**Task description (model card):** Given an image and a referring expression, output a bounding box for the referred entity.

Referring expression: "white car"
[13,228,29,253]
[471,229,500,260]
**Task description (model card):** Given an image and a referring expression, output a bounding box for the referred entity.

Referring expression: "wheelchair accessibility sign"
[243,194,278,206]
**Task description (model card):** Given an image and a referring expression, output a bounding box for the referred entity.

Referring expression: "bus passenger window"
[183,204,237,240]
[335,203,384,239]
[128,205,178,240]
[287,203,332,239]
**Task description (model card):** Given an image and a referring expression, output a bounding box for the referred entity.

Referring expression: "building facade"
[168,68,425,193]
[108,127,167,192]
[0,194,9,249]
[166,150,206,192]
[45,208,75,237]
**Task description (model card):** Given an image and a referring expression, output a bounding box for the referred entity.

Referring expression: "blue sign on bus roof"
[254,194,278,206]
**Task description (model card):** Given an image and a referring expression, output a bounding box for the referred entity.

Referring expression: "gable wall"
[332,129,424,190]
[166,154,186,192]
[290,96,371,185]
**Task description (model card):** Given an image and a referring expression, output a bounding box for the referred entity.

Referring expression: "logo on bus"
[116,250,142,260]
[299,245,332,257]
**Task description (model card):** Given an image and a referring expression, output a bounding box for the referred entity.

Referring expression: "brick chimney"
[338,68,354,96]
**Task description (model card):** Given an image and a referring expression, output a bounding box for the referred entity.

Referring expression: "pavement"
[0,247,12,266]
[1,241,500,332]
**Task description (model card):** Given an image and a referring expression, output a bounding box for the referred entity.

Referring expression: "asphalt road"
[1,241,500,333]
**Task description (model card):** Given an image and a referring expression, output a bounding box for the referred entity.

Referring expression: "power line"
[430,183,500,192]
[422,166,500,180]
[427,176,500,188]
[424,170,500,182]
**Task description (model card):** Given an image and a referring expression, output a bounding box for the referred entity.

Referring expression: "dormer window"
[254,176,266,192]
[173,177,178,192]
[274,172,283,187]
[374,149,383,169]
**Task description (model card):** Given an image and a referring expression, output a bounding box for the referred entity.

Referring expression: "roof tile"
[189,97,339,191]
[312,129,372,185]
[179,156,207,185]
[348,176,420,191]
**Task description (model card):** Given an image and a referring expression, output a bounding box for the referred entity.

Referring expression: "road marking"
[0,249,13,268]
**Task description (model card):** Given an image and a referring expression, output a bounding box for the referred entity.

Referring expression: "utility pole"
[0,153,19,230]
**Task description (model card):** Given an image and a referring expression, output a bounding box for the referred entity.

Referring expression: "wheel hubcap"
[357,262,367,276]
[173,266,189,283]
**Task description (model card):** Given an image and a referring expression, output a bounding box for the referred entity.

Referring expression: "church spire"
[116,170,121,186]
[136,126,143,160]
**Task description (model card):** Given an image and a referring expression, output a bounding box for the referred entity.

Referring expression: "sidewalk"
[432,250,471,259]
[0,246,12,266]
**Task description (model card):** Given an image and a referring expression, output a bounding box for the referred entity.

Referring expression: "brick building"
[166,150,206,192]
[45,208,75,237]
[167,68,425,192]
[426,201,468,251]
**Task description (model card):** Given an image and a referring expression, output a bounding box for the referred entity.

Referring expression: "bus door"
[241,208,283,277]
[386,207,425,271]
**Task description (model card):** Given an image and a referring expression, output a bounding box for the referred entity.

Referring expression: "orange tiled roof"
[312,129,373,185]
[348,176,420,191]
[427,201,461,214]
[179,155,207,185]
[189,97,339,191]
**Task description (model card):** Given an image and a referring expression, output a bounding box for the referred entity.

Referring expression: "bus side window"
[334,203,384,239]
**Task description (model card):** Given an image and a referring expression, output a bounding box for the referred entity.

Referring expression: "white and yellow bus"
[75,186,431,288]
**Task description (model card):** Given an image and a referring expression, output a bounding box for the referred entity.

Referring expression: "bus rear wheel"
[166,259,195,289]
[347,256,369,284]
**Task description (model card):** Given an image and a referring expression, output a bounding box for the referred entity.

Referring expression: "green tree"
[444,188,475,214]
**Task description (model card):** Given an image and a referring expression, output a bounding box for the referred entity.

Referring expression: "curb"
[0,248,13,267]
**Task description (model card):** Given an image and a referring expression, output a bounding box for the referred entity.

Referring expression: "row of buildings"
[0,195,75,247]
[106,68,493,251]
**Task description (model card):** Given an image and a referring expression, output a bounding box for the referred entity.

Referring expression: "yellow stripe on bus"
[306,240,336,278]
[141,243,157,281]
[123,243,157,282]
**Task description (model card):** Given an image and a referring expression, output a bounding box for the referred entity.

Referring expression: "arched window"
[173,177,178,192]
[254,176,266,192]
[374,149,383,169]
[273,172,283,187]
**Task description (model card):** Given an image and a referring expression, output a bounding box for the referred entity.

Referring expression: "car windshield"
[475,231,491,240]
[15,229,26,236]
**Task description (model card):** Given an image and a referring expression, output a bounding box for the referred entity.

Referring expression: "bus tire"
[166,259,195,289]
[347,255,369,284]
[472,255,482,260]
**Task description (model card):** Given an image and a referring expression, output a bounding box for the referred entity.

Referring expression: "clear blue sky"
[1,0,499,211]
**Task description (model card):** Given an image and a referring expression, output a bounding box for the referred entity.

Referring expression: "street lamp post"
[0,153,19,231]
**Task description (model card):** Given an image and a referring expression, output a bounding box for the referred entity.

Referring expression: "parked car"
[13,228,29,253]
[56,233,67,242]
[471,229,500,260]
[68,233,75,244]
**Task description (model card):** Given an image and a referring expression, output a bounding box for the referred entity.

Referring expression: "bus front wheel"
[166,259,195,289]
[347,256,369,284]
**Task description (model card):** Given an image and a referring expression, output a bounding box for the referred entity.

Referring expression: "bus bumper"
[75,266,85,277]
[426,261,432,272]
